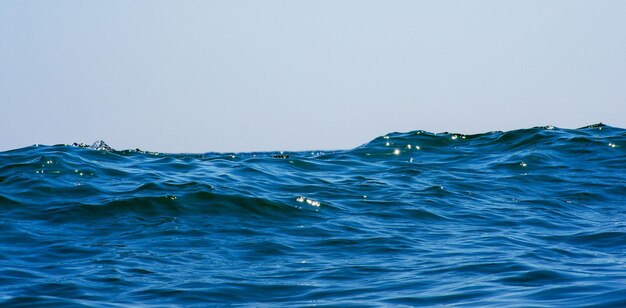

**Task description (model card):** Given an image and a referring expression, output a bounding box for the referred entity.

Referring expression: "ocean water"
[1,124,625,307]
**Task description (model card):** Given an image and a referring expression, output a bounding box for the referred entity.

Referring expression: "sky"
[1,1,625,153]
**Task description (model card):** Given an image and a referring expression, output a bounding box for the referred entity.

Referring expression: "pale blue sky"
[1,1,625,152]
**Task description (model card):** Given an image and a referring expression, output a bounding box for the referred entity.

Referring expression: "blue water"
[1,124,625,307]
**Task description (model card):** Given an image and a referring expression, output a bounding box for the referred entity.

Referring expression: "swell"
[0,123,625,306]
[41,190,313,223]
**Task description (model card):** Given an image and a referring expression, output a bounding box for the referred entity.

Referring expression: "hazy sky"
[1,1,625,153]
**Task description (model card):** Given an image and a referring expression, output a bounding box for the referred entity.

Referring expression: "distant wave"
[1,124,625,306]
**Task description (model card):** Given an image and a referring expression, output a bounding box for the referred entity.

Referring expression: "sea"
[0,124,625,307]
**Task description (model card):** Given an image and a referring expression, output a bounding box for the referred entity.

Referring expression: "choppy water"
[1,124,625,307]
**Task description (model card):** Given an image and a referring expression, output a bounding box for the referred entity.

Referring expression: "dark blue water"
[1,124,625,307]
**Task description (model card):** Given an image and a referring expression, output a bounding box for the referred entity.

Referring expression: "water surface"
[1,124,625,306]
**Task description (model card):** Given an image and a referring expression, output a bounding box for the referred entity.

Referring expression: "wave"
[0,124,625,306]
